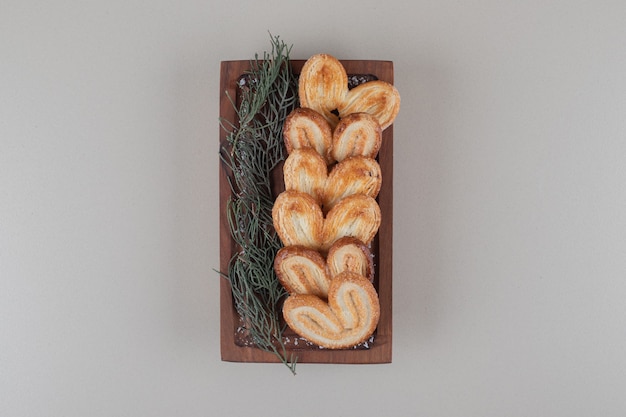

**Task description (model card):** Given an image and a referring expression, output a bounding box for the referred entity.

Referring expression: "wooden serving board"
[219,59,393,364]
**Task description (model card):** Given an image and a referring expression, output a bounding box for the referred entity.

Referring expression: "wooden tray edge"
[218,59,394,365]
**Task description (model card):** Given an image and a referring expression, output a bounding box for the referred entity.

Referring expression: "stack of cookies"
[271,54,400,349]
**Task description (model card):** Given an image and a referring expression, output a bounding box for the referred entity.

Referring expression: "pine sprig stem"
[219,34,298,374]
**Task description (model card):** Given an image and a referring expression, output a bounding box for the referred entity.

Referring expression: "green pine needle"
[219,34,298,374]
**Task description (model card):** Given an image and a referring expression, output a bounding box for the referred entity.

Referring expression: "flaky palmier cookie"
[274,245,330,298]
[282,148,327,203]
[332,112,382,162]
[282,271,380,349]
[298,54,348,128]
[326,237,374,282]
[337,80,400,130]
[272,190,324,250]
[283,107,333,164]
[323,194,381,251]
[283,149,382,212]
[323,156,382,213]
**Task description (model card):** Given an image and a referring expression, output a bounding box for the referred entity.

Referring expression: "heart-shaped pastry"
[282,271,380,349]
[337,80,400,130]
[331,112,382,163]
[274,245,330,298]
[283,148,382,213]
[298,54,348,128]
[272,191,381,251]
[298,54,400,131]
[274,237,374,298]
[283,107,334,165]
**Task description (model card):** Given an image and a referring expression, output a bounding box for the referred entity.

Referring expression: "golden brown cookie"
[323,194,381,250]
[298,54,348,129]
[322,156,382,213]
[283,107,334,164]
[326,237,374,282]
[282,271,380,349]
[332,112,382,162]
[337,80,400,130]
[272,190,324,250]
[274,245,331,298]
[282,148,327,204]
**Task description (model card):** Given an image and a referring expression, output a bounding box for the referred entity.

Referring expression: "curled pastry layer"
[298,54,348,128]
[272,191,324,250]
[283,107,333,164]
[332,112,382,162]
[283,148,327,204]
[323,156,381,213]
[323,194,381,250]
[327,237,374,282]
[337,80,400,130]
[282,271,380,349]
[274,245,331,298]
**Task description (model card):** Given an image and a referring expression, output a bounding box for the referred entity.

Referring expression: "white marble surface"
[2,0,626,415]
